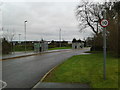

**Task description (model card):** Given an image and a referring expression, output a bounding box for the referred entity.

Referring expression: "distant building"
[34,41,48,52]
[72,39,84,49]
[48,40,71,48]
[10,40,48,52]
[72,42,84,49]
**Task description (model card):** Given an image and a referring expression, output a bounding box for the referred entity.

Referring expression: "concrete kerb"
[0,49,72,61]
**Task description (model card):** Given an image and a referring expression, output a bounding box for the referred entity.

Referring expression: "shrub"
[2,38,11,54]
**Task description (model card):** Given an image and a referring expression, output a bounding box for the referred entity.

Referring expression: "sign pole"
[100,8,109,80]
[103,25,106,80]
[103,3,107,80]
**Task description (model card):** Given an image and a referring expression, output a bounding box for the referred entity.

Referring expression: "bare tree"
[76,1,104,36]
[2,28,16,53]
[2,28,16,42]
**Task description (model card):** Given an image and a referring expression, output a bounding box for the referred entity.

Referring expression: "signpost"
[100,19,109,27]
[100,19,109,80]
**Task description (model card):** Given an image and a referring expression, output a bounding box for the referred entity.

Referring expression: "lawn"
[43,52,119,88]
[13,45,33,51]
[48,47,72,50]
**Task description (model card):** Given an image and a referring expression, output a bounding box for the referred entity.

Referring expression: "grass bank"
[43,52,119,88]
[48,47,72,50]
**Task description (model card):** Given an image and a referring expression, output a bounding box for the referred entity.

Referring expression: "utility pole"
[59,28,61,47]
[24,20,27,53]
[18,34,21,44]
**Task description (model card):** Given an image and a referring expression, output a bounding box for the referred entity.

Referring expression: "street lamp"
[59,28,61,47]
[18,34,21,44]
[24,20,27,53]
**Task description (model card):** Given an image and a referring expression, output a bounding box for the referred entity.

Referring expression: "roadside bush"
[2,38,11,54]
[90,46,103,51]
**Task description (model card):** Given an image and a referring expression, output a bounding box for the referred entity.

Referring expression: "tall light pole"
[24,20,27,53]
[18,34,21,44]
[59,28,61,47]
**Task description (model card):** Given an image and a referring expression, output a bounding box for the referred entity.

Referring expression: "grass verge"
[43,52,119,88]
[48,47,72,50]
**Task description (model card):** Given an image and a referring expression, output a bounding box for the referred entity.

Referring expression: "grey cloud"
[2,1,92,41]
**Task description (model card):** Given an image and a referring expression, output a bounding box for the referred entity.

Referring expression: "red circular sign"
[100,19,109,27]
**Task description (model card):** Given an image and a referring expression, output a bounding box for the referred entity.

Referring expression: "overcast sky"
[1,0,104,41]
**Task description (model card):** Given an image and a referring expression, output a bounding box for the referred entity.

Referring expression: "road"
[2,48,90,88]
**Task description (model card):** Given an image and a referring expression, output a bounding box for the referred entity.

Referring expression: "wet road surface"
[2,48,90,88]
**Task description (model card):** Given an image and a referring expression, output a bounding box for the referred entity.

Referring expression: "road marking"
[0,80,7,89]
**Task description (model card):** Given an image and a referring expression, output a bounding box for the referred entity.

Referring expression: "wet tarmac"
[2,48,90,88]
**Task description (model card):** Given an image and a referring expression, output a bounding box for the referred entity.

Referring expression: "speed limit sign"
[100,19,109,27]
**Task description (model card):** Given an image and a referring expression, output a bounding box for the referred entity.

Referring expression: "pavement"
[2,51,36,60]
[2,48,90,88]
[2,49,71,60]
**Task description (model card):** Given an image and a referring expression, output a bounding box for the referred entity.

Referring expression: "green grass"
[43,52,119,88]
[48,47,72,50]
[13,45,33,51]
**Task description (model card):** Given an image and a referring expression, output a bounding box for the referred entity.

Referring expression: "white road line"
[0,80,7,89]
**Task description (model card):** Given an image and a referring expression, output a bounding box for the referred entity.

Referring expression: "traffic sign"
[100,19,109,27]
[100,19,109,80]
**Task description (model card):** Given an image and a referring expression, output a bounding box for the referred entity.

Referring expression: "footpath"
[2,49,71,60]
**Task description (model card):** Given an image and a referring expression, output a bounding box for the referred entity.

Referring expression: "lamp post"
[24,20,27,53]
[18,34,21,44]
[59,28,61,47]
